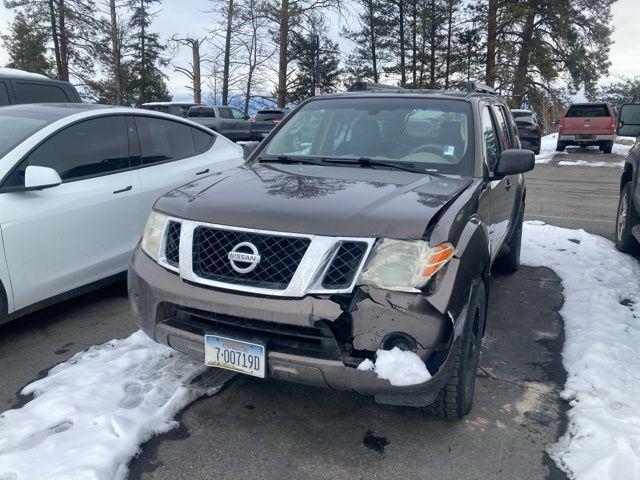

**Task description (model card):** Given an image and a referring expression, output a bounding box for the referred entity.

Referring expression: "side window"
[14,82,69,103]
[0,82,10,106]
[25,116,130,181]
[481,107,500,172]
[218,108,232,119]
[230,108,246,119]
[135,116,196,165]
[492,105,512,150]
[192,127,215,154]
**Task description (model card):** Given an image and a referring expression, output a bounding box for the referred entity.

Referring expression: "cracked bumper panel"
[128,246,460,400]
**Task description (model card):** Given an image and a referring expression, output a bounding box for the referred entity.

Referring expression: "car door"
[0,81,11,106]
[0,115,141,311]
[133,115,242,229]
[217,107,237,139]
[230,107,251,140]
[480,105,512,259]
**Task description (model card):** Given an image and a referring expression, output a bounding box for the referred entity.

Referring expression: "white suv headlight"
[358,239,455,292]
[141,210,169,262]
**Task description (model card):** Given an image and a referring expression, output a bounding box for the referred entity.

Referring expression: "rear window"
[144,105,170,114]
[256,110,285,121]
[566,105,610,117]
[13,81,70,103]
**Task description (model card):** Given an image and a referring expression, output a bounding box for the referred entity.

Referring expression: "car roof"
[0,67,50,80]
[142,102,200,106]
[511,109,533,113]
[313,90,501,103]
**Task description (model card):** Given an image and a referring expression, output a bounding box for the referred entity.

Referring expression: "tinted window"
[0,114,48,158]
[481,107,500,172]
[143,105,169,113]
[492,105,512,150]
[192,128,215,153]
[14,82,69,103]
[189,107,216,118]
[255,110,285,122]
[0,82,10,106]
[135,116,196,165]
[264,97,474,175]
[23,116,129,181]
[230,108,246,119]
[566,105,610,117]
[218,108,232,119]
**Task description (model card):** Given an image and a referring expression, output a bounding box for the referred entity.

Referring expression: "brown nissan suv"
[128,83,534,419]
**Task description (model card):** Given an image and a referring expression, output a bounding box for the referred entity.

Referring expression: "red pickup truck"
[556,102,616,153]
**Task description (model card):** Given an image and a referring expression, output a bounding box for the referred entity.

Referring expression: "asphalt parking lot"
[0,148,625,479]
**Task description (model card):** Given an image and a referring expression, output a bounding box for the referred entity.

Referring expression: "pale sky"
[0,0,638,100]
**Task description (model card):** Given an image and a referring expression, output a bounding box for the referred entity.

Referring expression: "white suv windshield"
[0,114,48,159]
[264,97,474,174]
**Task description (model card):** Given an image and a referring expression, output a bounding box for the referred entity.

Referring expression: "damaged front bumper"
[128,247,467,406]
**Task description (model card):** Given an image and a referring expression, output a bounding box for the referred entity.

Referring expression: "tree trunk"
[139,0,146,105]
[193,40,202,103]
[444,0,453,89]
[48,0,63,80]
[58,0,69,81]
[222,0,234,105]
[428,0,436,88]
[485,0,497,87]
[109,0,123,105]
[511,6,535,107]
[276,0,289,108]
[398,1,406,86]
[411,0,417,86]
[368,0,378,83]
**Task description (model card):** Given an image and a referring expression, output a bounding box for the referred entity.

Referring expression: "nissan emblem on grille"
[227,242,261,273]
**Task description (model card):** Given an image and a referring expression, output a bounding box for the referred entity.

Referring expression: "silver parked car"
[187,105,252,142]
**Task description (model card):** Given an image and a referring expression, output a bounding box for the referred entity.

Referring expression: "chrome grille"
[191,227,311,290]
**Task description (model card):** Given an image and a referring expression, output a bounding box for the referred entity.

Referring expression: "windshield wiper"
[257,155,325,166]
[321,157,433,175]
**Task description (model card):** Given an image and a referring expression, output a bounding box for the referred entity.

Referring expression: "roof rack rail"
[465,81,496,95]
[347,81,404,92]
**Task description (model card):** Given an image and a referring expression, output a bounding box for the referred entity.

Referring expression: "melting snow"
[557,159,624,168]
[357,347,432,386]
[522,221,640,479]
[536,133,564,163]
[0,331,224,480]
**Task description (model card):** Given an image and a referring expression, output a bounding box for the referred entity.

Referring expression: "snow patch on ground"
[536,133,564,163]
[613,136,635,157]
[522,221,640,479]
[357,347,432,386]
[0,331,222,480]
[557,159,624,168]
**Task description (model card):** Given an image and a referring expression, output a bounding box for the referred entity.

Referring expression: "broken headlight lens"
[141,210,169,262]
[358,239,455,292]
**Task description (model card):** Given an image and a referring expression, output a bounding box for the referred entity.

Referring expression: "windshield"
[0,114,49,158]
[263,97,474,174]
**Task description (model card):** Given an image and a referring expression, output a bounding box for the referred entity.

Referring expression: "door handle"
[196,168,210,175]
[504,179,512,191]
[113,185,132,194]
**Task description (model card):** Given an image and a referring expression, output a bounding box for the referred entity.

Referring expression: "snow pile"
[358,347,432,386]
[557,159,624,168]
[522,221,640,479]
[536,133,564,163]
[613,136,635,157]
[0,331,223,480]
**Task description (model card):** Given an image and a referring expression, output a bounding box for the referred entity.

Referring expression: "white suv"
[0,103,244,323]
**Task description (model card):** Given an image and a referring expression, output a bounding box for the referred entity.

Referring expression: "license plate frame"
[204,334,266,378]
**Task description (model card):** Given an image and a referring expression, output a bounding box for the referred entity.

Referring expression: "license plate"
[204,334,266,378]
[577,135,595,140]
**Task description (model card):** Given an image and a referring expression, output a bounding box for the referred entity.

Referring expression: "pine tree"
[2,11,54,75]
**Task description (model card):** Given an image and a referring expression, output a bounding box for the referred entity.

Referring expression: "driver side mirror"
[25,166,62,190]
[617,103,640,137]
[494,149,535,177]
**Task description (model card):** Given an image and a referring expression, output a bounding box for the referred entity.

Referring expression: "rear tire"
[616,182,639,253]
[600,142,613,154]
[430,282,486,420]
[495,202,523,274]
[555,142,566,152]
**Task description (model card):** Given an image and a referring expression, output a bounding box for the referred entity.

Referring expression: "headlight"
[358,239,455,292]
[141,210,169,262]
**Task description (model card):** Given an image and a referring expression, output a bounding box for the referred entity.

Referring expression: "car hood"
[155,163,473,239]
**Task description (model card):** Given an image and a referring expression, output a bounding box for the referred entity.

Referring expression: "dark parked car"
[615,103,640,252]
[141,102,201,118]
[511,109,542,154]
[128,83,534,419]
[0,68,81,106]
[187,105,253,142]
[250,108,289,140]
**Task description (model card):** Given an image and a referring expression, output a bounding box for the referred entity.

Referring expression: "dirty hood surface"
[155,163,473,239]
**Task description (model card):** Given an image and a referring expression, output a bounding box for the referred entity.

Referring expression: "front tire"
[616,182,638,253]
[430,282,487,420]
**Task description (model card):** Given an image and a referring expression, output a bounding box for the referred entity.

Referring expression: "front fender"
[0,226,14,318]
